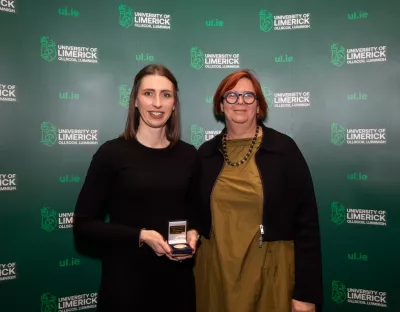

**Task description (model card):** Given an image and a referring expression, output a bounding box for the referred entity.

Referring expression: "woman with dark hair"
[73,64,200,311]
[194,70,323,312]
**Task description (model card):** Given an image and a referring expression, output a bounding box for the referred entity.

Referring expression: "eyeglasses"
[222,91,258,104]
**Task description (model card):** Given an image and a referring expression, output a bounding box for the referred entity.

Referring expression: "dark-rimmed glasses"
[222,91,258,104]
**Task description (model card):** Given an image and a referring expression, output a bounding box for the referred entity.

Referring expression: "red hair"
[213,69,268,119]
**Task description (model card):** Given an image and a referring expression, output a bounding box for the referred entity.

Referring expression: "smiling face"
[220,77,259,126]
[135,74,175,130]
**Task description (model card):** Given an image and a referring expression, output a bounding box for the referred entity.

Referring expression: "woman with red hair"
[194,70,322,312]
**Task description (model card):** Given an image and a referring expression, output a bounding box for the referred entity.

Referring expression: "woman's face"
[135,75,175,130]
[220,78,258,126]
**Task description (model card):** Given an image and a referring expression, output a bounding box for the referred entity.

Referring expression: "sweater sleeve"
[288,141,323,304]
[185,145,203,234]
[73,141,142,247]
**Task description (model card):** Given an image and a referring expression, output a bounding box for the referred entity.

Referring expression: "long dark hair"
[120,64,181,146]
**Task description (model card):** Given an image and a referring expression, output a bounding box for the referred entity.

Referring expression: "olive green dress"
[194,136,295,312]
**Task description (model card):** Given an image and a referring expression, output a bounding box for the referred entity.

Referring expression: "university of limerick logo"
[41,293,58,312]
[190,124,204,148]
[190,47,204,70]
[259,10,273,32]
[331,201,346,225]
[262,86,273,107]
[331,122,346,146]
[40,36,57,62]
[119,85,131,108]
[331,43,346,67]
[118,4,134,28]
[41,206,58,232]
[40,122,58,147]
[332,280,347,304]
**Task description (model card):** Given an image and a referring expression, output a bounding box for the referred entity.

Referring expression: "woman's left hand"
[292,299,315,312]
[186,229,199,253]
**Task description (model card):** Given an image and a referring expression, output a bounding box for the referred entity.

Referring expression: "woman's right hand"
[139,229,172,257]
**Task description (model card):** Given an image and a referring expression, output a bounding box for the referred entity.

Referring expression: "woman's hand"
[292,299,315,312]
[187,229,199,252]
[139,229,172,257]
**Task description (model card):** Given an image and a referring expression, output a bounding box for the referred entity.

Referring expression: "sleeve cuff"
[138,228,146,247]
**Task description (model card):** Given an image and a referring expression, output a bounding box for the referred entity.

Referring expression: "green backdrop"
[1,0,399,311]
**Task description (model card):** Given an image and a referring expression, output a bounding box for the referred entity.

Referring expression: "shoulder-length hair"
[121,64,181,146]
[213,69,268,120]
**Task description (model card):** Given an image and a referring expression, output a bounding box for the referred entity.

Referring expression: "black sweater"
[73,137,198,311]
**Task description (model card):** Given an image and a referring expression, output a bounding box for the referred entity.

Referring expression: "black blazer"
[192,122,323,304]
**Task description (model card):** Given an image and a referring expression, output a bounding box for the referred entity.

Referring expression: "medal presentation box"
[168,221,193,255]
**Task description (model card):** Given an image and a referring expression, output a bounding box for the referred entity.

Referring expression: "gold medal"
[174,244,187,249]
